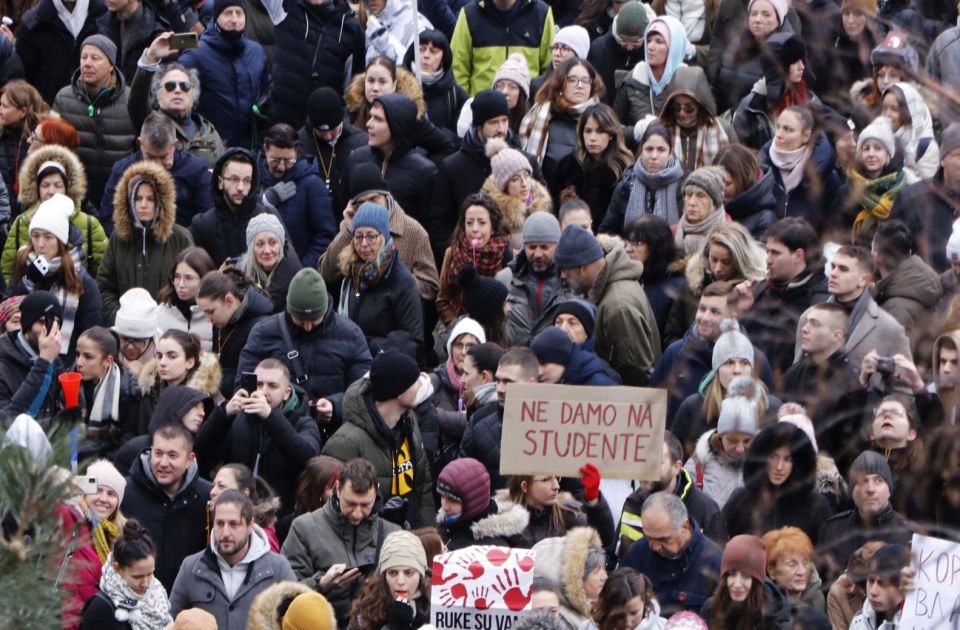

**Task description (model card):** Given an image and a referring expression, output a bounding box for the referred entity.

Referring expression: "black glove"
[386,599,415,630]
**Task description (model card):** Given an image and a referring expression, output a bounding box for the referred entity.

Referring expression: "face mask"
[443,513,461,525]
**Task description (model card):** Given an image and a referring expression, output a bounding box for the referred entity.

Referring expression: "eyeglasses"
[672,101,698,114]
[353,232,381,244]
[551,43,573,53]
[171,272,199,285]
[118,336,150,348]
[451,341,477,352]
[162,81,192,93]
[874,407,906,419]
[222,176,253,186]
[267,156,297,167]
[565,76,593,87]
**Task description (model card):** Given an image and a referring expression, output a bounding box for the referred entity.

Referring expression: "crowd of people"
[0,0,958,627]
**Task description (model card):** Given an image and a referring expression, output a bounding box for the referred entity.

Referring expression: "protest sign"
[431,546,535,630]
[900,533,960,628]
[499,383,667,480]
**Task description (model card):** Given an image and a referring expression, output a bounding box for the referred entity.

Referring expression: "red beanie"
[721,535,767,583]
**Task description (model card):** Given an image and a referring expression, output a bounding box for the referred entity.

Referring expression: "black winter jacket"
[211,288,274,398]
[759,132,842,233]
[587,32,644,106]
[0,127,26,218]
[121,452,213,591]
[459,402,506,489]
[16,0,107,104]
[0,330,63,419]
[724,169,779,239]
[94,2,168,84]
[817,504,917,583]
[890,171,960,273]
[271,0,365,126]
[298,120,368,218]
[79,593,132,630]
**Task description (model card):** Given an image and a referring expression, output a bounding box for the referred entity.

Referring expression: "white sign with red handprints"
[431,546,536,630]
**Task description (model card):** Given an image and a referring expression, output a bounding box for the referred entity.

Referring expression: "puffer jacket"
[97,160,194,324]
[560,344,621,386]
[121,452,212,591]
[155,301,213,352]
[614,60,688,128]
[495,250,572,346]
[197,386,321,516]
[888,81,940,181]
[363,0,433,63]
[533,527,606,628]
[15,0,107,104]
[208,286,274,398]
[458,402,505,489]
[759,131,841,232]
[281,496,400,625]
[137,351,222,438]
[321,376,436,527]
[245,581,314,630]
[271,0,365,126]
[587,13,648,106]
[724,169,779,239]
[235,303,372,422]
[683,429,744,509]
[53,69,136,208]
[180,25,271,150]
[345,93,438,226]
[520,490,615,549]
[590,246,661,386]
[256,153,335,269]
[873,254,942,357]
[3,144,108,282]
[0,126,26,218]
[522,104,584,187]
[99,147,212,232]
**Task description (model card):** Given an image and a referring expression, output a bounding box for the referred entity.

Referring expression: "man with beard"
[0,291,65,418]
[496,213,571,345]
[169,490,296,628]
[618,431,727,559]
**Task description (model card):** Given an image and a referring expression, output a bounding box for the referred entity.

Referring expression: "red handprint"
[433,560,454,585]
[439,583,469,607]
[471,586,491,610]
[453,550,486,579]
[491,567,532,612]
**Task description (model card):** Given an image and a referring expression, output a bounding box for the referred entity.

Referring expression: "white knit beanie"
[857,116,897,159]
[111,287,159,339]
[717,376,762,435]
[554,25,591,59]
[712,319,754,371]
[29,193,73,245]
[445,317,486,358]
[749,0,790,25]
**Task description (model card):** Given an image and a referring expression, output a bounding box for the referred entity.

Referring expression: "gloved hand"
[263,180,297,207]
[386,598,415,630]
[579,462,601,503]
[414,372,434,406]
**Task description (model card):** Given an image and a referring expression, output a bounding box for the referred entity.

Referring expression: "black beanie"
[349,163,391,199]
[471,90,510,127]
[457,266,508,325]
[214,0,244,21]
[308,87,345,131]
[20,290,63,331]
[370,350,420,402]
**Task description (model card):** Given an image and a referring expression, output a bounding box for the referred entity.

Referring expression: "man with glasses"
[587,0,649,105]
[255,123,335,269]
[99,112,212,232]
[619,491,723,615]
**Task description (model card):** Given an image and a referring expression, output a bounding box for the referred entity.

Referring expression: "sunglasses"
[162,81,191,93]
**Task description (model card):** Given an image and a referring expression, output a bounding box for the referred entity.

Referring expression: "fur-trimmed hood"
[479,177,552,231]
[692,428,743,469]
[345,66,427,118]
[532,526,603,620]
[138,351,223,399]
[111,160,178,243]
[466,490,531,540]
[246,580,314,630]
[17,144,88,209]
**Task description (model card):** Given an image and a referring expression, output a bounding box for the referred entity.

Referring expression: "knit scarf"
[447,234,511,315]
[768,142,813,194]
[90,516,120,564]
[849,168,908,238]
[23,257,81,357]
[521,99,597,163]
[624,154,685,226]
[672,120,729,170]
[99,554,173,630]
[337,241,397,316]
[87,362,122,436]
[674,207,727,256]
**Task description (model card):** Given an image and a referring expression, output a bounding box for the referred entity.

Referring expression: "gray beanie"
[81,34,117,67]
[554,224,604,270]
[522,212,561,244]
[717,376,761,436]
[683,166,726,211]
[849,451,895,493]
[712,319,754,371]
[246,213,286,250]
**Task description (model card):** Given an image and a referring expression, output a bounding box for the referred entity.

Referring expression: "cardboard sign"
[900,533,960,628]
[431,546,535,630]
[499,383,667,480]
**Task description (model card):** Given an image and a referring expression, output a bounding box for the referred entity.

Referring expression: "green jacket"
[3,203,108,283]
[451,0,554,96]
[590,246,661,386]
[322,377,436,527]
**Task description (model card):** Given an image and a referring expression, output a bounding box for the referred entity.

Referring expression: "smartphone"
[74,476,97,495]
[346,561,376,572]
[240,371,259,394]
[43,304,56,332]
[169,32,199,50]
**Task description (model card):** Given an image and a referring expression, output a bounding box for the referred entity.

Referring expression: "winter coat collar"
[873,255,942,311]
[134,448,201,500]
[480,177,552,231]
[138,351,223,399]
[590,247,643,303]
[17,144,87,208]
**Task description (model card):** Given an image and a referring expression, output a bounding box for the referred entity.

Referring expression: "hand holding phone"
[240,371,258,395]
[168,32,199,50]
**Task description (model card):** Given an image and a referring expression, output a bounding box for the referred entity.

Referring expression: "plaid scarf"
[99,554,173,630]
[520,99,598,163]
[446,234,511,316]
[850,168,908,240]
[672,119,730,170]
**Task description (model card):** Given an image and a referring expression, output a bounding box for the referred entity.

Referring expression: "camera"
[26,254,50,283]
[875,356,896,375]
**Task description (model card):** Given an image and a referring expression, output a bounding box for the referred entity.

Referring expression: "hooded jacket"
[322,376,435,527]
[613,17,690,126]
[683,429,745,509]
[723,424,834,543]
[3,145,108,282]
[245,581,313,630]
[211,287,274,398]
[169,525,296,630]
[197,385,322,516]
[657,65,736,167]
[99,147,213,233]
[271,0,365,126]
[136,351,222,445]
[52,69,136,209]
[346,93,438,226]
[532,527,605,628]
[121,451,213,591]
[496,250,573,346]
[256,153,336,269]
[179,25,271,151]
[590,246,661,386]
[280,489,401,624]
[439,491,530,551]
[889,81,940,181]
[97,160,194,324]
[873,254,942,357]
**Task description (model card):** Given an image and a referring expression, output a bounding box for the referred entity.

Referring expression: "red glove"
[579,463,601,503]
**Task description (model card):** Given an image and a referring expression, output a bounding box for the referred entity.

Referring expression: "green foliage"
[0,420,83,630]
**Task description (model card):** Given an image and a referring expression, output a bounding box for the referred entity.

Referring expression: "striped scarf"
[672,119,730,170]
[850,169,908,241]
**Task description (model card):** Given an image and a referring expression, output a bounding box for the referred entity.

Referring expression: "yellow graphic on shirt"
[392,438,414,496]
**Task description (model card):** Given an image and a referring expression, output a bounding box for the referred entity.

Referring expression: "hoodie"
[213,524,271,600]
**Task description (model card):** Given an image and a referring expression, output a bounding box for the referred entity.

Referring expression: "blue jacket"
[99,148,212,233]
[257,154,336,269]
[180,25,271,150]
[562,345,619,386]
[620,517,723,615]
